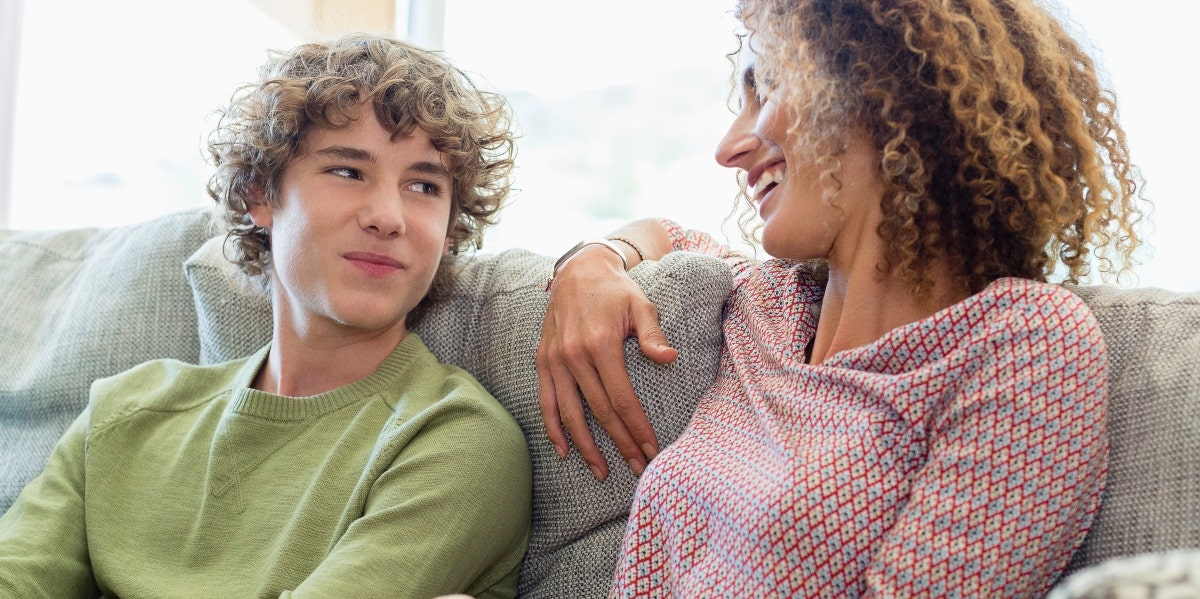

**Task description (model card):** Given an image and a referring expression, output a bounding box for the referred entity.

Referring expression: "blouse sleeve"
[862,289,1109,597]
[660,219,758,285]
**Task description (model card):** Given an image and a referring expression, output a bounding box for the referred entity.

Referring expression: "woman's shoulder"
[743,258,827,295]
[979,277,1095,318]
[975,277,1104,347]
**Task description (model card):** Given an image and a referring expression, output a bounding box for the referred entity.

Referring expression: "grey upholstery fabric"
[184,235,732,598]
[0,208,213,511]
[181,236,272,365]
[1065,285,1200,573]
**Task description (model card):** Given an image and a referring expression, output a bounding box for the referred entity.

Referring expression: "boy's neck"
[252,317,410,398]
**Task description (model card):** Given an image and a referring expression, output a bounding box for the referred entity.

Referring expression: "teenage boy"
[0,33,531,598]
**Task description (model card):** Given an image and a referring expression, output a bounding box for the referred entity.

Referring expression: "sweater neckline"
[228,333,430,421]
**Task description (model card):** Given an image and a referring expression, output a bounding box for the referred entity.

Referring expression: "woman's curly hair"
[205,33,515,297]
[735,0,1147,297]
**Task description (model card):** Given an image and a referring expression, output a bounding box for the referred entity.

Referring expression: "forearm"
[553,218,673,279]
[288,398,530,599]
[0,411,97,597]
[603,218,675,270]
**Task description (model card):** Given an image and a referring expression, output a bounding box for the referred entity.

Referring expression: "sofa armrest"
[1067,285,1200,572]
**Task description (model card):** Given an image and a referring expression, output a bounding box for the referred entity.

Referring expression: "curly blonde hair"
[206,33,515,296]
[735,0,1147,296]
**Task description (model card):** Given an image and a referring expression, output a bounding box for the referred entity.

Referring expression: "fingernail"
[626,458,645,476]
[589,465,607,481]
[641,443,659,460]
[554,444,568,459]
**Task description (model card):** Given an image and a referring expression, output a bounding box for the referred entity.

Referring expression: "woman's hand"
[536,246,678,481]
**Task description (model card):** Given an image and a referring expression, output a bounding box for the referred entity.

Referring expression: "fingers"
[535,252,669,480]
[564,343,647,476]
[534,342,570,459]
[632,302,679,366]
[537,314,612,480]
[550,364,609,481]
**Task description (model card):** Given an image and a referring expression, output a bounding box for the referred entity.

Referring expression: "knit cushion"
[0,208,214,511]
[1067,285,1200,571]
[1049,549,1200,598]
[183,236,732,598]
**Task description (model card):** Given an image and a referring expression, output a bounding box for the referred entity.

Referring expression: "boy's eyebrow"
[315,145,375,162]
[408,160,452,182]
[314,146,451,181]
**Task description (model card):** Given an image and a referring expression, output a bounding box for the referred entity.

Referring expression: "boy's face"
[249,102,452,340]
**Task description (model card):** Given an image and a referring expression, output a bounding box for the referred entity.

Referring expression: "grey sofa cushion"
[184,236,732,598]
[1050,549,1200,598]
[0,208,213,511]
[1067,285,1200,572]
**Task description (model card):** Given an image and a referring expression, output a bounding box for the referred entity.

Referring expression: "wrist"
[546,239,628,292]
[552,239,628,276]
[606,236,646,266]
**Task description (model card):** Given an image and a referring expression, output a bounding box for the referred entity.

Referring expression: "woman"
[536,0,1146,596]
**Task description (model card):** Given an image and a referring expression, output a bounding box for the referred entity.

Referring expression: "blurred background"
[1,0,1195,290]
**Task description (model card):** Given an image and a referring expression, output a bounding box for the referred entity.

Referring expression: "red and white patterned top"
[609,223,1108,598]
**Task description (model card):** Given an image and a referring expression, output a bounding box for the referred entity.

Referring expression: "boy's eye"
[329,166,361,179]
[407,181,442,195]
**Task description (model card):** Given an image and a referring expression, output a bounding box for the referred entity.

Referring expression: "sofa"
[1,206,1198,597]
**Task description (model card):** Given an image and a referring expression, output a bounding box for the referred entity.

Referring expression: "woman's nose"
[715,110,761,170]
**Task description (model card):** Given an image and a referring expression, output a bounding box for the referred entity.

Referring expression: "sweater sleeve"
[0,408,99,597]
[283,383,533,599]
[862,289,1109,597]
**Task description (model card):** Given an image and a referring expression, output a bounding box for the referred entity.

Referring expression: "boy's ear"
[246,183,273,228]
[442,236,452,256]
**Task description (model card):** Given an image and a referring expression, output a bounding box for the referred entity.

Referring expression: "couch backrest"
[0,208,213,508]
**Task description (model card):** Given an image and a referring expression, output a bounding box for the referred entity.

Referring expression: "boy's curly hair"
[205,32,515,302]
[735,0,1147,297]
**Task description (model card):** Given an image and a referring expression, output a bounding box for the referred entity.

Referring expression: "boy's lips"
[345,251,404,275]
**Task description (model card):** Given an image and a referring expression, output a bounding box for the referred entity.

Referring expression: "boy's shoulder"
[391,333,528,453]
[87,353,257,433]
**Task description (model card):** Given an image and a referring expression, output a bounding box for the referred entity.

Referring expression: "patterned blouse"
[609,223,1108,598]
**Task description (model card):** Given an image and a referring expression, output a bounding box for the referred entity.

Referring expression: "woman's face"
[715,53,884,266]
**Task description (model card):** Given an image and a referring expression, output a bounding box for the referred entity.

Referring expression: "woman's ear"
[246,183,273,228]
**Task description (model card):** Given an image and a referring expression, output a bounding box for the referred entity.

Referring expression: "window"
[437,0,748,257]
[4,0,1196,291]
[4,0,300,230]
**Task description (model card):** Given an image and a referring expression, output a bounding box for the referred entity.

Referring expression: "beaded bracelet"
[606,235,646,263]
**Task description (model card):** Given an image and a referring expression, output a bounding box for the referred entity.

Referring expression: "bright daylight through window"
[4,0,1197,291]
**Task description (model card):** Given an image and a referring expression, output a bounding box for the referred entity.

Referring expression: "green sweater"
[0,333,532,598]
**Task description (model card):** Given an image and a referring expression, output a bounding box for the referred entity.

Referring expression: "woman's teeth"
[753,169,784,200]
